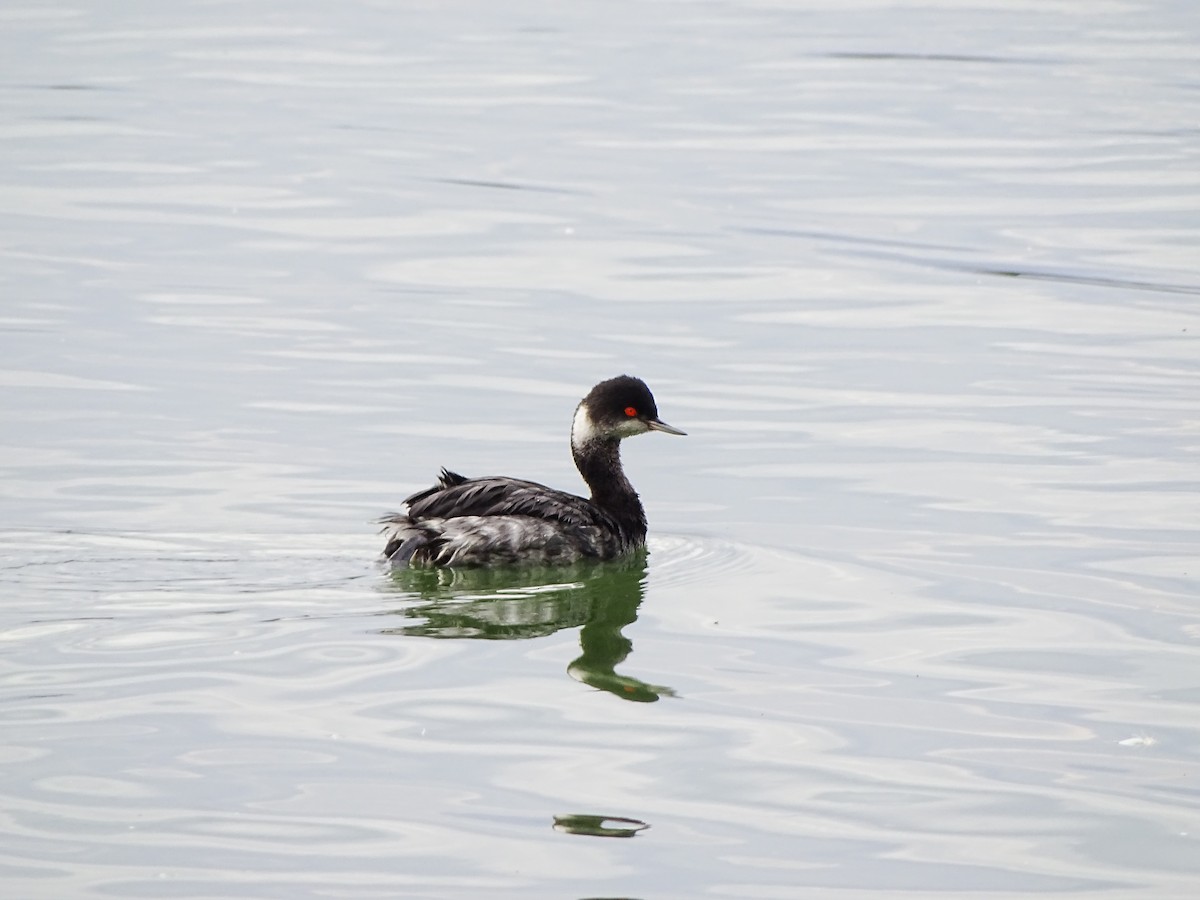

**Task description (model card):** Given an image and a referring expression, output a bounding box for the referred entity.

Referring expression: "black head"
[572,375,686,447]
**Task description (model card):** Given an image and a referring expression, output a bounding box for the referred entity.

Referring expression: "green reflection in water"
[380,550,675,702]
[552,813,650,838]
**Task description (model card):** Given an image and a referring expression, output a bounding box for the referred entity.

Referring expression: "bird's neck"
[573,437,647,540]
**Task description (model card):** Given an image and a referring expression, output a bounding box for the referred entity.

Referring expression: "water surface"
[1,1,1198,897]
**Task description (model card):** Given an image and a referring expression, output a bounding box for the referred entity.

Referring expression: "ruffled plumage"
[379,376,684,568]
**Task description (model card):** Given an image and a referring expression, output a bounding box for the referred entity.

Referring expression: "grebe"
[379,375,685,567]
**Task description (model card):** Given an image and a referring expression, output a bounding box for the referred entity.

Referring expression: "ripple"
[36,775,157,800]
[3,0,1198,892]
[647,534,761,588]
[176,747,339,767]
[3,518,1198,898]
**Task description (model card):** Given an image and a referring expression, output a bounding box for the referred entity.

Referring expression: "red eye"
[624,406,638,417]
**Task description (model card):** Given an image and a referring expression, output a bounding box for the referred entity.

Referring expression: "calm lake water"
[2,1,1198,897]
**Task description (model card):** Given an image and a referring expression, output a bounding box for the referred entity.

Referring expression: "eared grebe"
[379,375,685,567]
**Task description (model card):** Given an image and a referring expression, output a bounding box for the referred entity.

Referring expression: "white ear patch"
[571,403,599,448]
[573,402,651,446]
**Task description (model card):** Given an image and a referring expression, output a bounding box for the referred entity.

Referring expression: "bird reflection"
[378,549,675,702]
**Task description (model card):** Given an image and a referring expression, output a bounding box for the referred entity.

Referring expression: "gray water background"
[1,1,1198,897]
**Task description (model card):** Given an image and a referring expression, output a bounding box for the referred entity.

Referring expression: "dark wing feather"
[404,469,612,530]
[402,467,468,508]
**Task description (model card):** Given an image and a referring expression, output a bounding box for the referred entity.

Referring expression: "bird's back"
[380,469,637,567]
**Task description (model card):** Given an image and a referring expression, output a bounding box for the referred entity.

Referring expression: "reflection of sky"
[5,530,1191,894]
[1,1,1198,896]
[0,0,1194,547]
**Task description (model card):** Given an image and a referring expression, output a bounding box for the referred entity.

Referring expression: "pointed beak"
[646,417,686,436]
